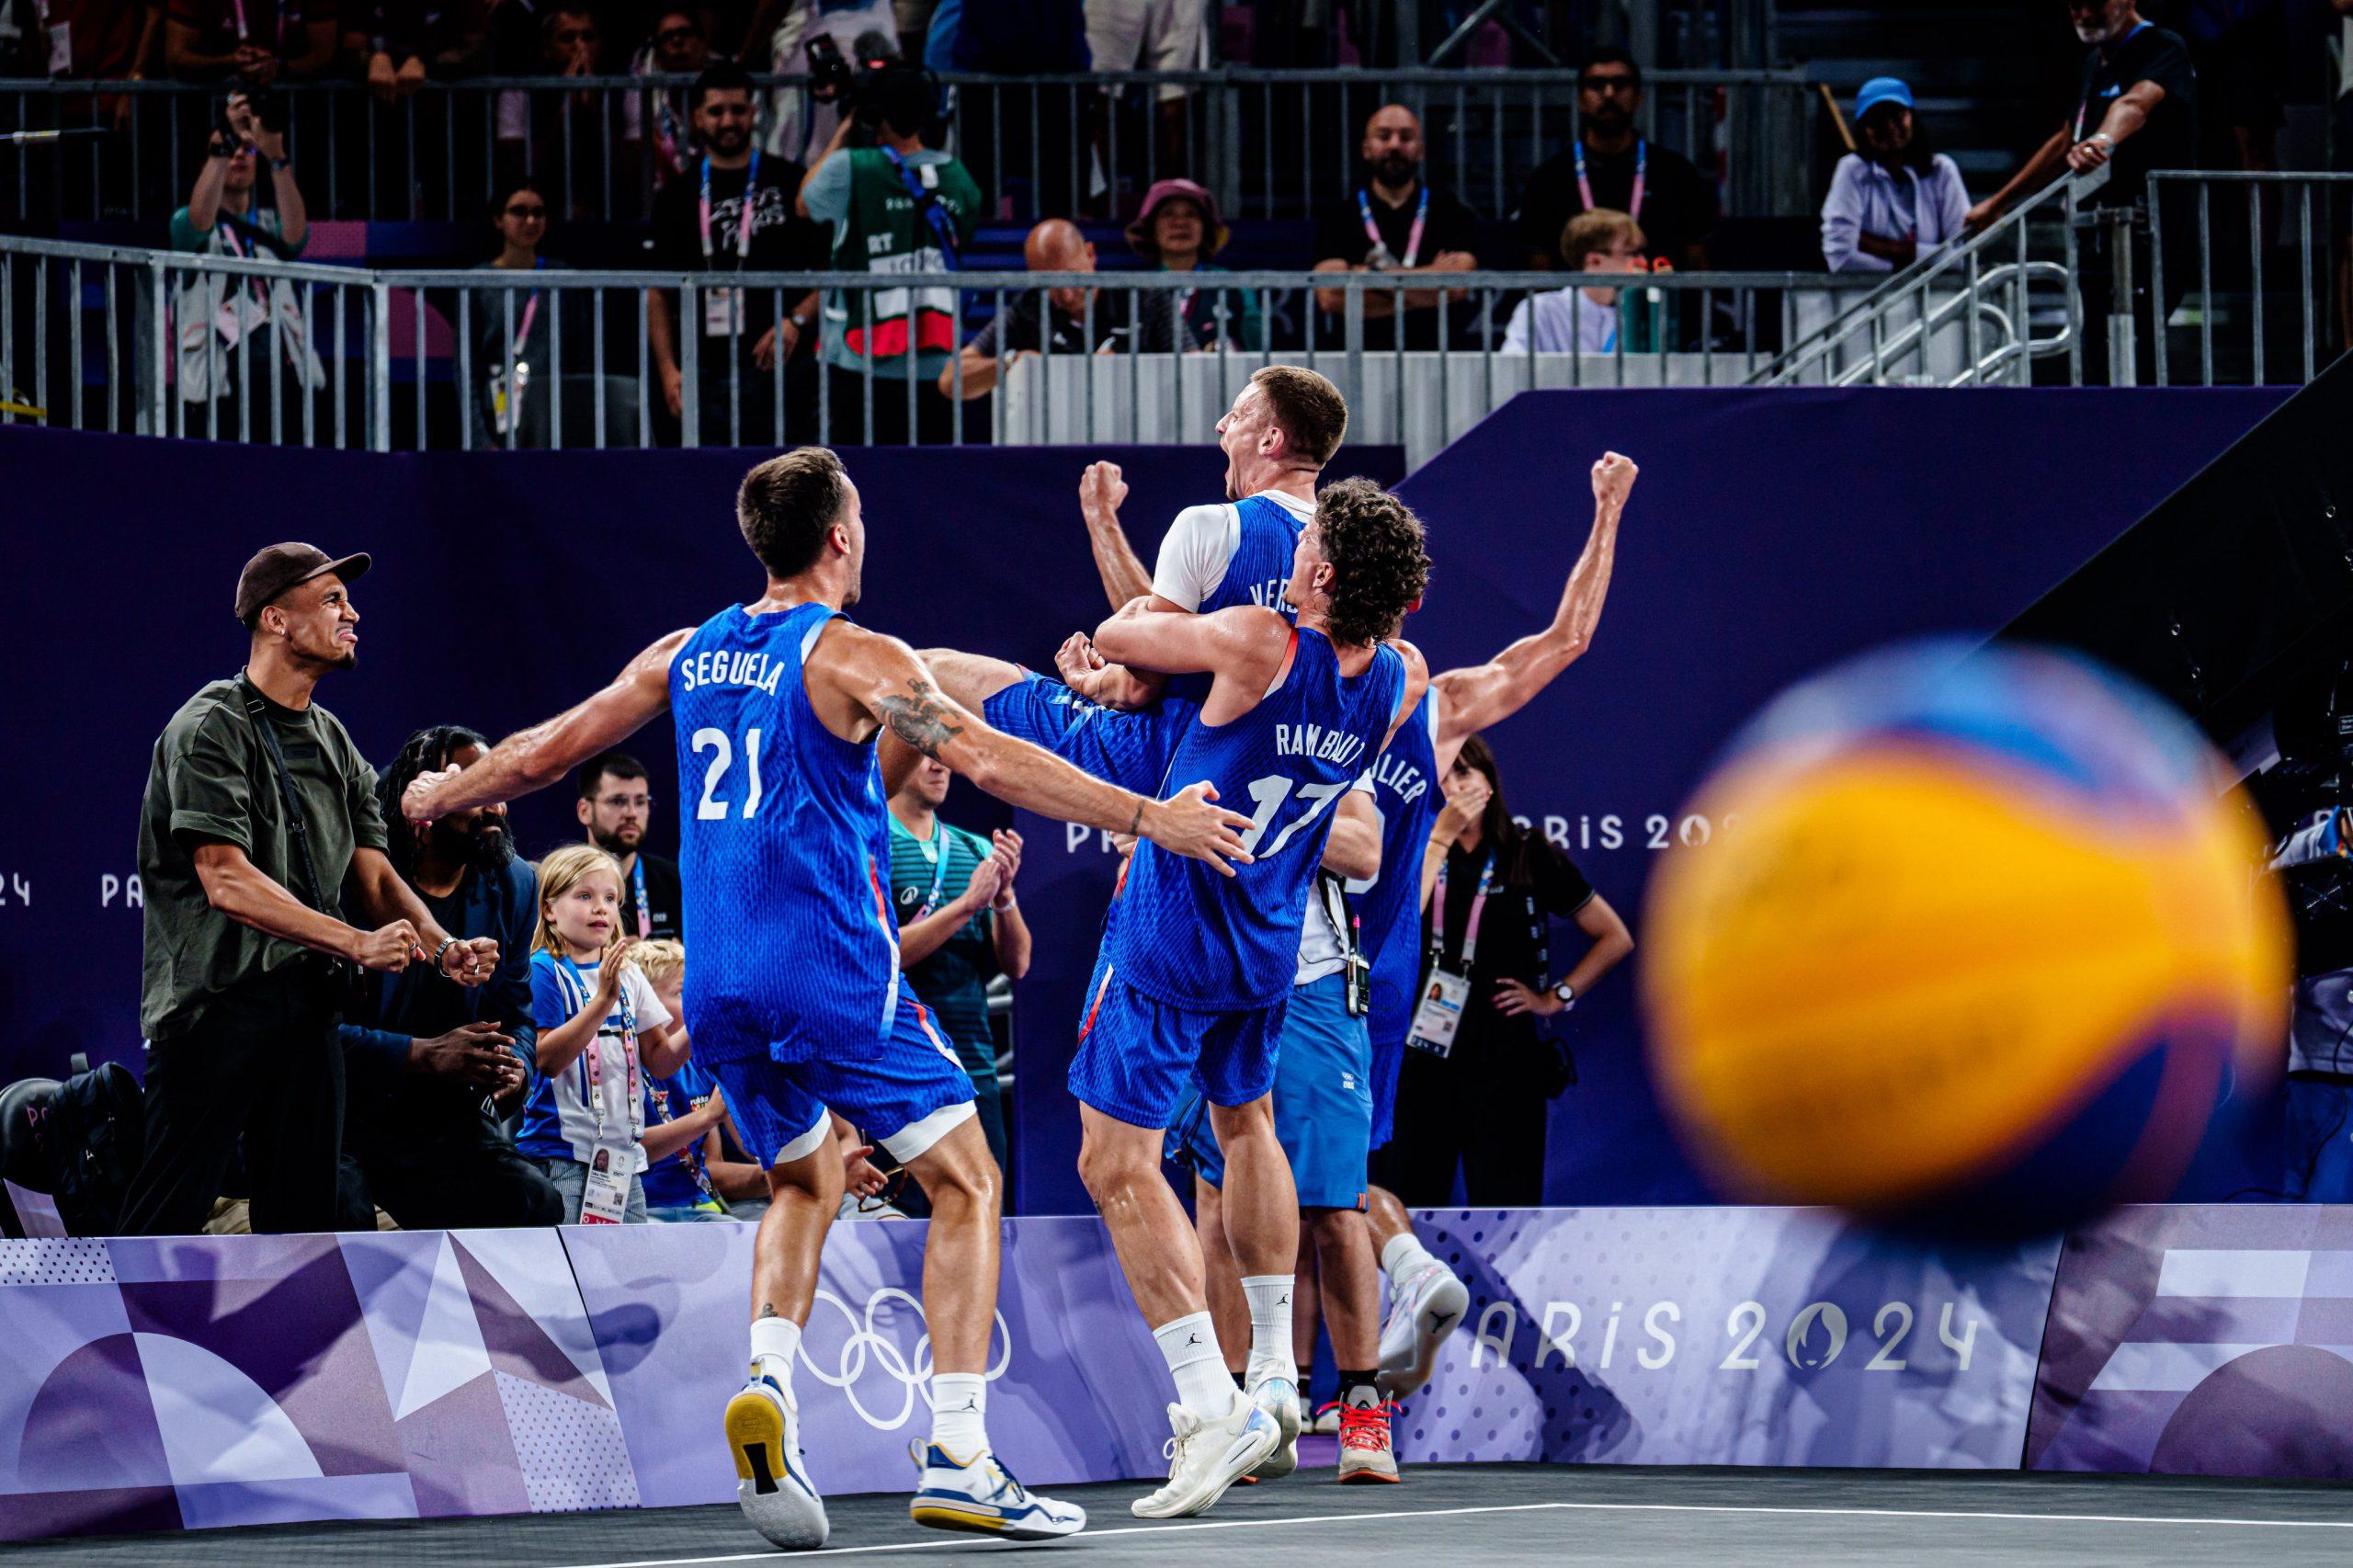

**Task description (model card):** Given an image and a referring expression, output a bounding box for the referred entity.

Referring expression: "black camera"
[212,87,288,148]
[803,34,857,103]
[804,33,938,136]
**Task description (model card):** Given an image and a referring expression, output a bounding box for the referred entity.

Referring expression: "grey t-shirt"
[139,676,389,1040]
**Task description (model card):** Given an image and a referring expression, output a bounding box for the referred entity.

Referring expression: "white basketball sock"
[750,1314,801,1407]
[1241,1274,1298,1385]
[930,1372,988,1460]
[1381,1232,1439,1285]
[1154,1312,1237,1417]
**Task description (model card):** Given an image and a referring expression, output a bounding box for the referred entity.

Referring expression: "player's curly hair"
[377,724,489,881]
[1313,478,1430,646]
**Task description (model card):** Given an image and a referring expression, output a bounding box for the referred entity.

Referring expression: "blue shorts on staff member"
[1070,948,1289,1130]
[1168,972,1371,1210]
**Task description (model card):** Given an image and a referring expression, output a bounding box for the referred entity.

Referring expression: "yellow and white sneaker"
[726,1371,828,1549]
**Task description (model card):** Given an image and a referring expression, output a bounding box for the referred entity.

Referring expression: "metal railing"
[0,235,1885,462]
[2146,171,2349,388]
[1754,170,2097,389]
[2,66,1820,226]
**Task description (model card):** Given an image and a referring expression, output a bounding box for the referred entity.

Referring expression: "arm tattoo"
[877,679,966,758]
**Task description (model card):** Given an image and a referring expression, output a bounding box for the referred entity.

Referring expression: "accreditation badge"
[703,286,746,336]
[579,1146,629,1224]
[1407,970,1470,1058]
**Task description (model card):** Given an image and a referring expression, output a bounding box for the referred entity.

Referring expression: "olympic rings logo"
[797,1287,1012,1431]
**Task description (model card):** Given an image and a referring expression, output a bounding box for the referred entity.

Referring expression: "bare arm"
[647,287,679,376]
[1320,790,1381,881]
[2072,79,2166,169]
[165,15,242,78]
[895,870,995,966]
[641,1084,722,1161]
[940,341,1004,401]
[1092,597,1283,680]
[795,111,859,218]
[1433,452,1632,745]
[260,135,306,250]
[187,146,233,231]
[1971,123,2073,225]
[1077,461,1154,608]
[191,840,381,962]
[406,631,686,822]
[706,1112,769,1199]
[992,898,1031,981]
[639,1017,689,1077]
[345,847,463,960]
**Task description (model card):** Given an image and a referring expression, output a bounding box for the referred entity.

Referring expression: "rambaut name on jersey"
[1275,723,1366,768]
[680,648,787,696]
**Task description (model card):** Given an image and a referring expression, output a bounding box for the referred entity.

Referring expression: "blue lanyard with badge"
[1410,857,1496,1058]
[699,150,759,337]
[1358,185,1427,270]
[647,1079,722,1206]
[914,824,957,921]
[883,143,961,264]
[1575,138,1645,222]
[556,953,642,1222]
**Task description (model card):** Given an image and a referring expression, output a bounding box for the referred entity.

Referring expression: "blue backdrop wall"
[0,389,2288,1214]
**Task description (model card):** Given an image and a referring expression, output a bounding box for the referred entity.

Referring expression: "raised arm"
[813,621,1257,873]
[1432,451,1632,746]
[405,630,688,822]
[1078,460,1154,608]
[1320,788,1381,882]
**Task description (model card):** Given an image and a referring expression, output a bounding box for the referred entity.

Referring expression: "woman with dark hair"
[1820,77,1969,273]
[468,178,639,448]
[1377,733,1633,1208]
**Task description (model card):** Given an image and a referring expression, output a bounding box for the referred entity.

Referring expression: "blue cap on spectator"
[1855,77,1913,121]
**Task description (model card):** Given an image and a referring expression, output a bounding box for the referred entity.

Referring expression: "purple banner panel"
[1392,1208,2061,1469]
[2028,1204,2353,1478]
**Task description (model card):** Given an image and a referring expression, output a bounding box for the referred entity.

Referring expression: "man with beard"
[1515,48,1717,272]
[338,726,564,1231]
[577,751,683,940]
[1312,104,1481,351]
[124,545,500,1237]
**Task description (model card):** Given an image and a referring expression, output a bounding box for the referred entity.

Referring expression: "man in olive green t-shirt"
[123,542,500,1238]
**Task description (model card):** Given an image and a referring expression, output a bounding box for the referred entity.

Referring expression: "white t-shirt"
[1150,489,1317,610]
[530,959,673,1176]
[1294,773,1378,983]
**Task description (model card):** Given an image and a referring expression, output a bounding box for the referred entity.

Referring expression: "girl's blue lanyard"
[647,1080,720,1200]
[915,823,954,920]
[1430,855,1499,971]
[1576,138,1643,221]
[699,151,760,268]
[556,952,642,1142]
[631,855,652,938]
[1358,185,1427,269]
[2076,20,2153,142]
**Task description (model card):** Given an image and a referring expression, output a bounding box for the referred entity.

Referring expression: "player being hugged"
[1072,477,1431,1520]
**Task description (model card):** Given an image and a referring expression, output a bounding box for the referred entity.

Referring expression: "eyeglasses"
[505,204,547,218]
[655,26,698,44]
[598,793,654,811]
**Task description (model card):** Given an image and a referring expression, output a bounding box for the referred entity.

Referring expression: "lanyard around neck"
[1430,853,1499,971]
[1575,138,1644,222]
[556,952,642,1142]
[1358,184,1427,269]
[699,151,760,269]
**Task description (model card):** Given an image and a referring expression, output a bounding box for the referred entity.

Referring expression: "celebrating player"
[403,447,1256,1551]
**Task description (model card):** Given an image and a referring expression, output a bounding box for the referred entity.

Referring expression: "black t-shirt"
[1311,179,1482,349]
[1429,834,1594,1055]
[2075,23,2197,206]
[967,287,1180,358]
[1515,138,1718,266]
[648,156,826,370]
[620,850,684,941]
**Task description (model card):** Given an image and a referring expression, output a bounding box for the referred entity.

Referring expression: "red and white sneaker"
[1336,1400,1400,1484]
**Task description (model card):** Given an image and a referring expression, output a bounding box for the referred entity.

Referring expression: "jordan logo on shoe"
[1431,1312,1456,1331]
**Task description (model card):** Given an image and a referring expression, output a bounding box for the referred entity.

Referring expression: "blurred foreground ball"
[1643,642,2288,1230]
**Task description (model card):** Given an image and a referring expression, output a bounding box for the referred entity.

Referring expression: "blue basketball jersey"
[1357,689,1442,1037]
[670,600,900,1063]
[1108,628,1407,1010]
[1164,494,1306,705]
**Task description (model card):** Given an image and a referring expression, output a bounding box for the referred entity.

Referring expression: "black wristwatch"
[1550,980,1576,1009]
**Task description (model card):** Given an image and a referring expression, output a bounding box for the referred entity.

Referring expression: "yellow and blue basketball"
[1642,641,2290,1231]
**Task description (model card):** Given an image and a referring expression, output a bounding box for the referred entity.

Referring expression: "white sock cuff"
[751,1314,803,1366]
[1153,1311,1222,1364]
[1381,1232,1436,1278]
[931,1371,988,1413]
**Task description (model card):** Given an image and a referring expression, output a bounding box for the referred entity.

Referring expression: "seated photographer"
[340,726,563,1232]
[165,0,334,84]
[798,53,981,445]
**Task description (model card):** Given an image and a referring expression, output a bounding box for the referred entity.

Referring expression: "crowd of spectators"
[108,541,1024,1235]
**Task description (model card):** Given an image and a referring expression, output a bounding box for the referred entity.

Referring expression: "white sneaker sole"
[727,1387,828,1549]
[1377,1270,1471,1399]
[1131,1418,1280,1520]
[910,1490,1087,1541]
[1250,1390,1302,1481]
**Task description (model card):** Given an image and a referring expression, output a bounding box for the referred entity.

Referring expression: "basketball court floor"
[15,1464,2351,1565]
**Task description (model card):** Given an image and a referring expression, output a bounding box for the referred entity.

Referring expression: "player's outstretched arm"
[1431,450,1633,748]
[1093,597,1285,680]
[404,630,689,822]
[824,623,1258,876]
[1079,460,1154,610]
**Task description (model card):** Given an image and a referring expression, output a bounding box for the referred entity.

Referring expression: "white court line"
[543,1496,2353,1568]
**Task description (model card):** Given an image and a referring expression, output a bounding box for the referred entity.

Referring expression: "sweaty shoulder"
[1151,502,1239,611]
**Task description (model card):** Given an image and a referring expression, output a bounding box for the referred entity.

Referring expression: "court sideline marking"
[546,1495,2353,1567]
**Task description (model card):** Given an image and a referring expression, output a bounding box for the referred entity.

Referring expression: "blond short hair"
[1248,365,1349,467]
[632,938,686,987]
[1560,208,1646,268]
[532,843,625,957]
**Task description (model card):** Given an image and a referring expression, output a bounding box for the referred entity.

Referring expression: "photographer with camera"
[170,89,324,436]
[645,60,826,445]
[796,53,980,445]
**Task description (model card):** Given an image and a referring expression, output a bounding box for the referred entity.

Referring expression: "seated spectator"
[1311,103,1479,351]
[886,756,1028,1172]
[518,846,690,1224]
[11,0,162,131]
[170,93,324,437]
[623,940,735,1222]
[1501,210,1648,354]
[576,751,684,939]
[469,178,639,448]
[494,5,621,218]
[340,726,563,1232]
[940,217,1180,403]
[624,6,720,187]
[647,61,826,446]
[1819,78,1968,274]
[1127,176,1264,352]
[165,0,333,83]
[1516,48,1716,271]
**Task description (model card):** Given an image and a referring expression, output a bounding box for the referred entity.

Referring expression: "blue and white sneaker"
[1131,1398,1280,1519]
[1246,1373,1302,1480]
[908,1441,1087,1540]
[726,1371,828,1549]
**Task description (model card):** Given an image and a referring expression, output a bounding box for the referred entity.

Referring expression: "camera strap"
[882,144,960,266]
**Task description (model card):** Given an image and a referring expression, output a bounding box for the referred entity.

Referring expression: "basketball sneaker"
[1310,1401,1342,1435]
[1376,1259,1470,1398]
[725,1371,828,1549]
[1131,1398,1280,1518]
[907,1441,1088,1540]
[1245,1372,1302,1480]
[1336,1399,1400,1484]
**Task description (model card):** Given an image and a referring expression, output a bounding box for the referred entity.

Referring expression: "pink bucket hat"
[1127,177,1230,258]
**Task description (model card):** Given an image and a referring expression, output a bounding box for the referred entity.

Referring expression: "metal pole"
[2150,181,2167,386]
[2248,182,2264,386]
[370,278,391,451]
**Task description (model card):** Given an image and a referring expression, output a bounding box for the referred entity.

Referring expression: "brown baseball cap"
[234,542,371,628]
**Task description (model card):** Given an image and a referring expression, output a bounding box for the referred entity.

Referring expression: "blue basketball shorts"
[1169,973,1372,1210]
[1070,949,1288,1130]
[1367,968,1414,1152]
[982,671,1195,796]
[707,991,976,1168]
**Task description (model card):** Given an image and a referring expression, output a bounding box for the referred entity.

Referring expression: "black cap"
[234,542,371,628]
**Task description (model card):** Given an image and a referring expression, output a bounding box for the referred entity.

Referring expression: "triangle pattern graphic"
[395,1233,494,1421]
[449,1236,611,1409]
